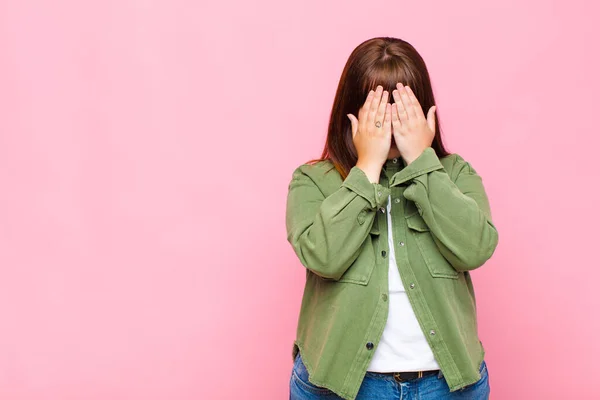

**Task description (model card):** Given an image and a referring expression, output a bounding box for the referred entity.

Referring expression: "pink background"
[0,0,598,399]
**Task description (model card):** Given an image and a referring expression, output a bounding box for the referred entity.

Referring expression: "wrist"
[355,161,383,184]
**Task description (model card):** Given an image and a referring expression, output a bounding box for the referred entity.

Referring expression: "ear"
[347,114,358,138]
[427,106,436,134]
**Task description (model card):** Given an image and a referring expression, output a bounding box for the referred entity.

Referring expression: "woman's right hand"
[346,85,392,182]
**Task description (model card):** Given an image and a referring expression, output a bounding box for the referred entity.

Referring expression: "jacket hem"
[292,339,355,400]
[446,344,486,392]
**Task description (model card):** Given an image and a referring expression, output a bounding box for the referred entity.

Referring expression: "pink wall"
[0,0,598,399]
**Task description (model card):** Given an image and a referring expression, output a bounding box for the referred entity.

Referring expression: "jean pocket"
[479,359,488,376]
[292,353,335,396]
[458,359,489,392]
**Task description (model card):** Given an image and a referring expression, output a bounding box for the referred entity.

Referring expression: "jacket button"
[382,293,388,301]
[357,209,367,225]
[381,250,386,257]
[430,330,436,335]
[399,241,405,246]
[409,283,415,289]
[366,342,374,350]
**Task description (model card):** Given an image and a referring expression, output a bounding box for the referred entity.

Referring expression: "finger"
[347,113,358,138]
[368,85,383,125]
[398,83,417,121]
[391,87,402,106]
[359,90,375,122]
[405,85,425,121]
[392,102,403,133]
[383,103,392,137]
[375,90,389,129]
[358,90,375,135]
[391,88,407,124]
[394,93,409,125]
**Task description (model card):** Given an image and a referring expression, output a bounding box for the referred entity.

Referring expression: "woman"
[285,37,498,400]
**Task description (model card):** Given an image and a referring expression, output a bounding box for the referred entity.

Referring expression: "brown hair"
[307,37,450,179]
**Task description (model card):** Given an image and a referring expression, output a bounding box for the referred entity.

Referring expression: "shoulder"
[288,159,342,193]
[290,159,338,181]
[439,152,478,181]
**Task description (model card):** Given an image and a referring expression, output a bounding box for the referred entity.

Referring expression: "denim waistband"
[365,368,444,380]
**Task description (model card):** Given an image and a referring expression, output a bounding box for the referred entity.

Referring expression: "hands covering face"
[390,82,437,164]
[347,83,437,166]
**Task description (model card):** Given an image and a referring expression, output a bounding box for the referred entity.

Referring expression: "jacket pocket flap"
[405,213,430,232]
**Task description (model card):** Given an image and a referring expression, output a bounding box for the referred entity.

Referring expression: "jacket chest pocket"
[334,237,377,285]
[405,213,459,279]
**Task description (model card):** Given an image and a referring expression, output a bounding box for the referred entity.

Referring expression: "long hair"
[307,37,450,179]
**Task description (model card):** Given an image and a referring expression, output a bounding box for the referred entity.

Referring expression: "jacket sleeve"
[389,147,499,272]
[286,164,390,280]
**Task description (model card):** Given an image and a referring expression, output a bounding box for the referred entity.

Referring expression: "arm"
[286,164,390,280]
[390,147,499,272]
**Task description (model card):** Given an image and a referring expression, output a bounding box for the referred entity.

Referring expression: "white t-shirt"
[366,194,441,372]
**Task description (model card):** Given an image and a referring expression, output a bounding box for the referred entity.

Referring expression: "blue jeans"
[290,352,490,399]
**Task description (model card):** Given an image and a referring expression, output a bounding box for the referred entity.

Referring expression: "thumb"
[427,106,436,134]
[347,114,358,138]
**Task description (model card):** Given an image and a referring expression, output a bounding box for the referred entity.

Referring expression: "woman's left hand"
[391,83,437,165]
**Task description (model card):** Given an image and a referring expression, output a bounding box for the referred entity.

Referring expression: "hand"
[347,85,392,180]
[391,83,436,164]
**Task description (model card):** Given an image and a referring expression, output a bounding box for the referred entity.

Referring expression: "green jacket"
[285,147,499,400]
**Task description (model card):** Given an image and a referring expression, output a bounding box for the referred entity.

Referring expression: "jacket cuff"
[389,147,444,187]
[341,166,390,210]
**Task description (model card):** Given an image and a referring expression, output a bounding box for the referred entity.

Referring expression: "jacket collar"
[383,155,407,170]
